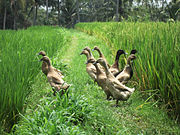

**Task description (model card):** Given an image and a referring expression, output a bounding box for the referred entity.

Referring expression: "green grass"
[0,26,69,132]
[75,22,180,119]
[13,29,180,134]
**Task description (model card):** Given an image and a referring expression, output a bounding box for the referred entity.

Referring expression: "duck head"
[127,54,136,64]
[92,46,99,51]
[80,50,89,55]
[117,50,128,55]
[115,49,128,60]
[38,51,46,56]
[94,58,106,67]
[130,49,137,55]
[83,46,91,52]
[83,46,95,58]
[40,56,51,65]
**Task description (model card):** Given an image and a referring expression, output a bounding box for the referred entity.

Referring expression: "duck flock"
[38,46,137,106]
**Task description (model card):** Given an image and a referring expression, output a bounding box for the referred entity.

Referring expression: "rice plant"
[13,28,180,135]
[75,22,180,119]
[0,26,67,131]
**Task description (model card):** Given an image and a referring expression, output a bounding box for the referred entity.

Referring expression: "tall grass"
[14,29,180,134]
[0,26,67,131]
[75,22,180,119]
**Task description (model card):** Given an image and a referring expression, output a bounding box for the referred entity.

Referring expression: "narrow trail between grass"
[60,36,79,63]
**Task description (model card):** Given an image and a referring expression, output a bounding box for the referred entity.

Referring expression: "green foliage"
[14,93,91,135]
[0,26,67,131]
[75,22,180,119]
[12,27,180,134]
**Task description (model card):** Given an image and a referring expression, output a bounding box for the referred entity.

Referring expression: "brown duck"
[80,50,97,81]
[40,56,70,96]
[95,58,135,106]
[109,49,127,76]
[87,58,113,100]
[38,51,63,77]
[116,54,136,84]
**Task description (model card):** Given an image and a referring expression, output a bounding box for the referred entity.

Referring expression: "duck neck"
[124,58,133,78]
[46,60,53,72]
[42,61,47,66]
[94,63,102,75]
[96,49,103,57]
[85,53,91,60]
[87,50,94,59]
[111,60,118,68]
[115,52,121,62]
[112,52,122,68]
[127,57,132,65]
[102,62,110,76]
[124,64,131,72]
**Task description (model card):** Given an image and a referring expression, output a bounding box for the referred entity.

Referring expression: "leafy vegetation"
[15,93,93,135]
[75,22,180,120]
[0,26,68,132]
[13,28,180,134]
[1,0,179,29]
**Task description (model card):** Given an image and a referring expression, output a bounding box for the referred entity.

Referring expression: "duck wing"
[112,80,130,91]
[91,67,96,74]
[53,68,64,78]
[52,76,64,84]
[42,62,48,76]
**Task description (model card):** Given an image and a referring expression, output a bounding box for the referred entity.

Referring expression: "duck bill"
[92,49,95,51]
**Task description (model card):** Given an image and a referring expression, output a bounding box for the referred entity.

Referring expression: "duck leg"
[116,100,119,107]
[106,95,111,100]
[52,87,56,96]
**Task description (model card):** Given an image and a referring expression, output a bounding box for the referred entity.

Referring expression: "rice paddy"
[75,22,180,119]
[0,26,68,131]
[0,23,180,134]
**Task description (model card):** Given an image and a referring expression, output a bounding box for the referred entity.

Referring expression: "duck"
[94,58,135,106]
[87,58,113,100]
[109,49,127,76]
[116,54,136,84]
[80,50,97,81]
[92,46,110,68]
[38,51,64,77]
[40,56,70,96]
